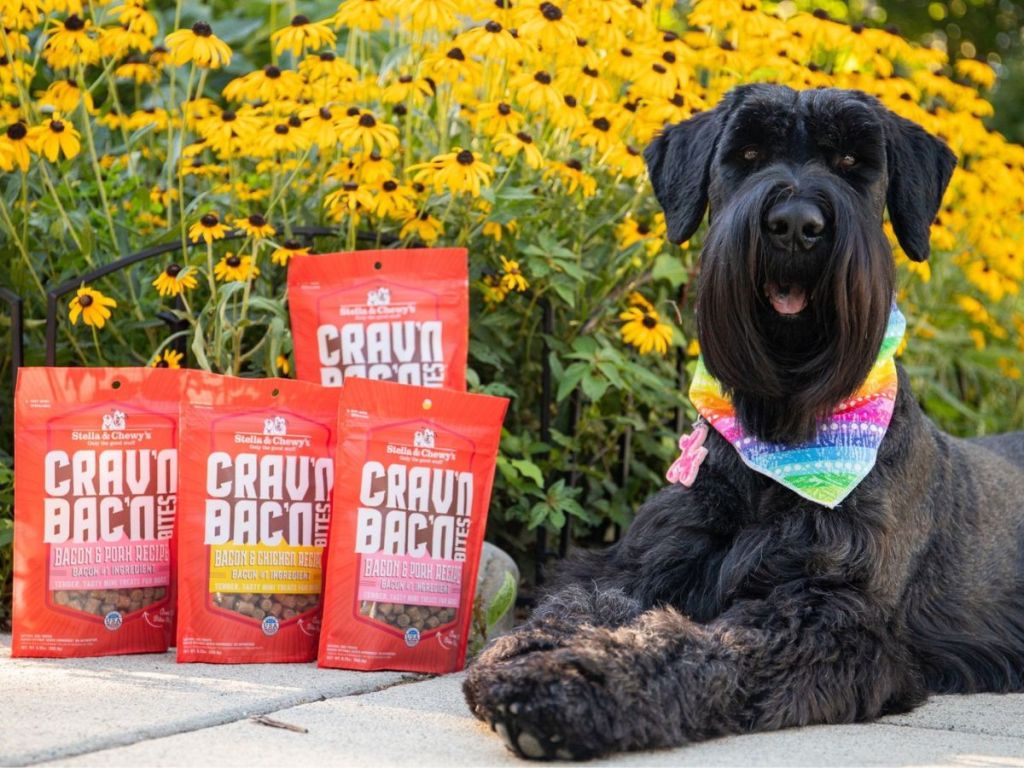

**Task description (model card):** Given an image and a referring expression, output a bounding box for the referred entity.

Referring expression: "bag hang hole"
[271,388,280,397]
[422,398,432,410]
[373,261,382,270]
[111,380,122,390]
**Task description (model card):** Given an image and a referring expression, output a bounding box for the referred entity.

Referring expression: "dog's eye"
[838,153,857,170]
[742,147,760,162]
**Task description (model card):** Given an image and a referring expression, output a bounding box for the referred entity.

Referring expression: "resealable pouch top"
[176,370,338,663]
[318,377,508,673]
[287,248,468,390]
[13,366,183,658]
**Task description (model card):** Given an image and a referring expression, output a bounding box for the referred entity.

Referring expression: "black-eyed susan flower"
[115,60,158,84]
[499,256,528,292]
[213,252,259,282]
[223,64,303,102]
[409,148,494,196]
[549,93,586,130]
[188,212,228,244]
[422,45,482,85]
[152,263,198,297]
[381,73,434,106]
[236,213,275,240]
[28,113,81,162]
[300,105,341,148]
[276,354,291,375]
[271,15,336,57]
[607,143,646,178]
[164,21,232,69]
[480,274,508,307]
[493,131,544,169]
[270,240,310,266]
[43,15,100,70]
[68,286,117,328]
[371,178,418,219]
[401,0,461,34]
[400,211,443,244]
[109,0,159,36]
[574,113,619,154]
[99,23,153,58]
[511,69,562,113]
[336,110,399,156]
[324,181,375,221]
[542,158,597,197]
[198,107,261,156]
[300,50,358,84]
[516,2,578,50]
[455,20,519,58]
[0,122,32,172]
[332,0,392,31]
[37,79,94,115]
[620,304,674,356]
[475,101,524,137]
[262,121,308,155]
[151,348,184,368]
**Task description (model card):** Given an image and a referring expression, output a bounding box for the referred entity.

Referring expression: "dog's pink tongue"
[767,283,807,315]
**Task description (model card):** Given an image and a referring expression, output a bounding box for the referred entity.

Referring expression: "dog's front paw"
[464,645,623,761]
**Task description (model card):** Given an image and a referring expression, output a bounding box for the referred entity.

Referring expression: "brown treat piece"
[426,616,439,629]
[130,589,144,601]
[260,598,274,612]
[252,609,266,621]
[279,595,297,609]
[68,599,84,611]
[283,608,297,620]
[396,613,411,628]
[54,591,70,606]
[154,587,166,599]
[116,594,132,610]
[270,602,283,617]
[235,600,255,616]
[84,597,102,613]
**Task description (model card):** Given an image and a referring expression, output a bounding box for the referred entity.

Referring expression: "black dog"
[463,84,1024,760]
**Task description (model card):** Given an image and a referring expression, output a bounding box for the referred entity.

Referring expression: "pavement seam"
[879,718,1024,740]
[12,674,419,767]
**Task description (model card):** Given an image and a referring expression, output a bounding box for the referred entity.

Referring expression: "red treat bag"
[176,371,338,663]
[318,378,508,673]
[287,248,468,390]
[13,367,184,658]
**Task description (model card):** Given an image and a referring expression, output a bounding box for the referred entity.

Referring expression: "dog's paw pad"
[491,714,584,761]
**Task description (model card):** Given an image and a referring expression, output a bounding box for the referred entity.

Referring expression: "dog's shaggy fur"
[463,84,1024,760]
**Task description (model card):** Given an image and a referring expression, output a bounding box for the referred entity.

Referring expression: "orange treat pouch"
[13,367,183,658]
[318,378,508,674]
[176,372,339,663]
[287,248,468,390]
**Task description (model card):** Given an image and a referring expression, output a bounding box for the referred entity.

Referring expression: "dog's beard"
[696,174,894,444]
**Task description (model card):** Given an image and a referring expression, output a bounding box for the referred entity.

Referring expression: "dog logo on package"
[263,415,288,436]
[287,248,469,390]
[102,410,126,431]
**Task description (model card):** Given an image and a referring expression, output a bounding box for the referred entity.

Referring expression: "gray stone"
[473,542,520,644]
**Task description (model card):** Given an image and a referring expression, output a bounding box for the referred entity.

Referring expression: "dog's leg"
[464,589,921,760]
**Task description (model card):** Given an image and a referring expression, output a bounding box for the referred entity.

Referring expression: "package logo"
[366,287,391,306]
[263,415,288,436]
[413,428,435,448]
[104,611,123,631]
[404,627,421,647]
[261,615,280,636]
[102,410,126,431]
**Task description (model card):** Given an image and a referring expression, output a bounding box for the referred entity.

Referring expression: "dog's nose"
[765,200,825,250]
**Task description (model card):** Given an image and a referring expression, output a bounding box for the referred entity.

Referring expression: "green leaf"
[652,253,689,287]
[485,572,517,629]
[191,318,211,372]
[556,362,588,402]
[511,459,544,488]
[581,371,609,401]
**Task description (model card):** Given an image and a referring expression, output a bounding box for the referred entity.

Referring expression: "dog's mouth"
[765,282,808,316]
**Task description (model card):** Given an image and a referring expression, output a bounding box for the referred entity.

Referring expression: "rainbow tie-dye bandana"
[688,305,906,508]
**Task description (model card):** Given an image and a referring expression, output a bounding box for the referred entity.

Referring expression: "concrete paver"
[4,634,1024,768]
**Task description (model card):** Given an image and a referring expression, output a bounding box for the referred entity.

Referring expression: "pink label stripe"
[49,538,170,591]
[357,552,462,609]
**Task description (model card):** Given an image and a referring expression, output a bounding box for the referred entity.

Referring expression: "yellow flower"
[627,292,654,312]
[456,20,519,58]
[474,101,524,137]
[619,306,674,356]
[152,263,198,297]
[335,110,400,156]
[499,256,528,292]
[213,252,260,282]
[324,181,375,220]
[397,0,460,34]
[271,15,336,57]
[332,0,392,31]
[0,122,32,172]
[115,60,159,84]
[28,113,81,162]
[164,21,232,68]
[511,69,562,113]
[400,212,443,244]
[151,348,184,368]
[236,213,275,240]
[381,73,434,106]
[492,131,544,169]
[43,14,100,70]
[276,354,291,375]
[409,148,494,196]
[372,178,418,219]
[37,79,94,115]
[223,65,304,102]
[542,158,597,197]
[270,240,310,266]
[188,212,229,244]
[68,286,117,328]
[955,59,996,90]
[515,2,578,50]
[480,274,508,307]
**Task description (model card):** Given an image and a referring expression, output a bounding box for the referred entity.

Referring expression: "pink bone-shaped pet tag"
[666,422,709,487]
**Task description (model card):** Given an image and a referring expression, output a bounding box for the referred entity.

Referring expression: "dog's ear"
[884,112,957,262]
[644,105,730,244]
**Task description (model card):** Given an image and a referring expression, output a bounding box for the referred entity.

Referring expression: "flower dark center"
[7,122,26,140]
[321,51,336,61]
[663,51,676,63]
[516,131,533,143]
[652,63,666,74]
[156,360,169,367]
[288,115,302,127]
[226,255,241,267]
[343,182,359,191]
[485,21,502,32]
[265,65,281,78]
[564,94,577,107]
[565,158,582,171]
[642,314,657,329]
[813,8,830,19]
[78,293,94,307]
[583,66,598,77]
[191,21,212,37]
[319,106,331,120]
[446,47,465,61]
[540,2,562,21]
[534,71,551,84]
[720,40,735,51]
[248,214,266,226]
[593,117,610,131]
[274,124,289,134]
[370,151,382,161]
[359,113,377,128]
[346,106,360,116]
[291,14,309,25]
[65,14,85,31]
[399,74,413,83]
[637,223,650,235]
[456,150,474,165]
[50,120,65,133]
[201,213,219,226]
[222,110,236,121]
[284,239,301,249]
[381,181,397,193]
[670,93,684,106]
[166,263,182,277]
[620,47,633,57]
[497,102,512,115]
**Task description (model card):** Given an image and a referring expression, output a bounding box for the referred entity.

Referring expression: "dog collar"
[685,305,906,508]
